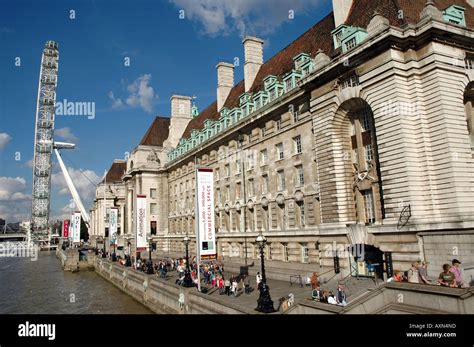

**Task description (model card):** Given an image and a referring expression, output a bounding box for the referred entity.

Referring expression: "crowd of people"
[309,272,348,306]
[387,259,469,288]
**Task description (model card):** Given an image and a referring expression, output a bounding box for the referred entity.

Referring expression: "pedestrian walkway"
[145,254,378,312]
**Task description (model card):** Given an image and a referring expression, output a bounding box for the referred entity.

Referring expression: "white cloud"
[25,159,34,168]
[0,176,32,222]
[108,74,157,113]
[51,166,100,211]
[55,127,78,142]
[170,0,324,37]
[0,132,11,150]
[108,91,124,109]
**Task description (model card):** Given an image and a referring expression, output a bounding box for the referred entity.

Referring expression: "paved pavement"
[139,256,378,312]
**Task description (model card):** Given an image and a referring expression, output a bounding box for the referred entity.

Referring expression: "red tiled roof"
[179,0,474,139]
[139,116,171,146]
[102,161,126,183]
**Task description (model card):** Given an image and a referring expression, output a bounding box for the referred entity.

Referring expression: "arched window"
[348,104,383,224]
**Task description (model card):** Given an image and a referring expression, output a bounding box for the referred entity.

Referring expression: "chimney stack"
[216,62,234,111]
[243,36,264,92]
[163,95,193,148]
[332,0,353,27]
[171,95,192,118]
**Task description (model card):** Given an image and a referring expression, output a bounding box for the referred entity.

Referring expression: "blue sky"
[0,0,332,222]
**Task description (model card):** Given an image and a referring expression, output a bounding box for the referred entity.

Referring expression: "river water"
[0,251,152,314]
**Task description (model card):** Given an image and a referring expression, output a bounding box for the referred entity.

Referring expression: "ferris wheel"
[31,41,90,247]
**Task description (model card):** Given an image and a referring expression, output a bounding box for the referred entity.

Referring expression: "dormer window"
[239,93,251,105]
[332,24,368,53]
[253,91,268,110]
[331,25,348,49]
[293,53,311,70]
[264,75,277,89]
[442,5,466,26]
[283,70,302,93]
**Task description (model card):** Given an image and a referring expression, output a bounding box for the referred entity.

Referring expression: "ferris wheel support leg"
[54,148,90,229]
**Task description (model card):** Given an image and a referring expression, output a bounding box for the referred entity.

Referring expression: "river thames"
[0,251,152,314]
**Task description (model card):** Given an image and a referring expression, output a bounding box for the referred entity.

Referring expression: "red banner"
[63,220,70,238]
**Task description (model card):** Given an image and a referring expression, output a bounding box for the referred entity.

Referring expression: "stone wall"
[94,258,253,314]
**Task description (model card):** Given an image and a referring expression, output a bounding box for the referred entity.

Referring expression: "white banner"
[196,168,216,259]
[109,207,118,245]
[136,195,147,250]
[72,211,81,243]
[69,214,75,241]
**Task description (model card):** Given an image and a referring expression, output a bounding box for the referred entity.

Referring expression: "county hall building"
[89,0,474,281]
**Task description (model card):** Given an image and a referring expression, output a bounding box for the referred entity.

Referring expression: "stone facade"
[90,0,474,279]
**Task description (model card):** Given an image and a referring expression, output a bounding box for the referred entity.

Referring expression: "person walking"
[244,275,251,294]
[232,278,239,297]
[224,277,231,296]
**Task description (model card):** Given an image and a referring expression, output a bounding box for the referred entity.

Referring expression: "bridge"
[0,233,27,241]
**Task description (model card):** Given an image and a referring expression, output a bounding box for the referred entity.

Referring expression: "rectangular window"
[294,135,302,154]
[296,165,305,186]
[276,143,284,160]
[225,164,230,177]
[276,118,282,130]
[300,202,305,227]
[150,203,157,215]
[283,244,289,262]
[262,174,269,194]
[302,66,310,76]
[236,159,241,174]
[226,185,230,201]
[301,243,309,263]
[215,168,220,180]
[270,89,276,100]
[266,244,272,260]
[361,109,371,131]
[363,190,375,224]
[247,153,254,169]
[341,74,360,89]
[261,126,266,137]
[255,98,262,109]
[465,56,474,69]
[278,170,286,190]
[248,179,254,197]
[345,37,357,50]
[236,183,241,200]
[365,144,374,162]
[285,79,293,92]
[260,149,268,165]
[293,111,299,123]
[150,188,157,199]
[216,188,221,203]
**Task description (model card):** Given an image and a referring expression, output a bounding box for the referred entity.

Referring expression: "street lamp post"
[146,236,154,274]
[255,233,275,313]
[182,236,194,287]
